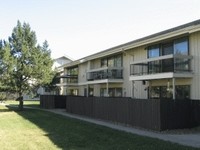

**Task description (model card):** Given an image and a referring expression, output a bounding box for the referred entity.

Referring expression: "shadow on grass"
[5,105,96,149]
[0,104,18,112]
[0,108,13,112]
[4,105,199,150]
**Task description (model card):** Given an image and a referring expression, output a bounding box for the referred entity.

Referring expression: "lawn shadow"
[5,105,89,149]
[0,108,13,112]
[4,105,198,150]
[0,104,18,112]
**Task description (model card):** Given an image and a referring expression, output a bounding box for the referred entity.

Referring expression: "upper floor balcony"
[87,67,123,81]
[57,74,78,86]
[130,54,193,81]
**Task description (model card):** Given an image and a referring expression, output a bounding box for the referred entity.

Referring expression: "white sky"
[0,0,200,60]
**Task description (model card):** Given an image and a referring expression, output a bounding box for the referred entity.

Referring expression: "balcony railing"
[87,67,123,81]
[130,56,192,76]
[59,74,78,84]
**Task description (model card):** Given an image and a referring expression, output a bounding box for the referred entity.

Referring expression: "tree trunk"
[18,92,23,111]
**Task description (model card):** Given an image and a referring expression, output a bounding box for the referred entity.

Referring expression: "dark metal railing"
[87,68,123,81]
[60,74,78,84]
[130,58,192,76]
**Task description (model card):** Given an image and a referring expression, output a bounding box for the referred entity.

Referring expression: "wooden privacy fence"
[66,97,161,130]
[40,95,66,109]
[40,95,200,131]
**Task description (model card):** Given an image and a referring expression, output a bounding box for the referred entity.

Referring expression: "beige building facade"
[58,20,200,100]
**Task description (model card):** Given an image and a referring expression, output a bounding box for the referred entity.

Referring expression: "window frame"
[147,45,160,58]
[174,37,189,55]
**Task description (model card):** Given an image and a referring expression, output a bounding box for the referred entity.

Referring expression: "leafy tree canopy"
[0,21,54,110]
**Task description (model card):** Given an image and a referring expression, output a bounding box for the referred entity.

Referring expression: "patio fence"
[40,95,200,131]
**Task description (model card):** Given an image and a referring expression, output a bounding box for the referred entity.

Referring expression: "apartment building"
[58,19,200,100]
[42,56,73,95]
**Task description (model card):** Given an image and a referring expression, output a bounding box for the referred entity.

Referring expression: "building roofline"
[62,19,200,68]
[53,55,74,61]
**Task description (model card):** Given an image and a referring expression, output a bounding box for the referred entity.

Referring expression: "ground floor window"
[84,87,94,97]
[89,88,94,97]
[69,89,78,96]
[100,88,122,97]
[149,85,190,99]
[176,85,190,99]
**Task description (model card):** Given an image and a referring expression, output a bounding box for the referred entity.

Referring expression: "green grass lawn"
[0,104,198,150]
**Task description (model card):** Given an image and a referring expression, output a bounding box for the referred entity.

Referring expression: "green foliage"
[0,92,6,101]
[0,40,15,91]
[43,71,60,92]
[0,21,54,109]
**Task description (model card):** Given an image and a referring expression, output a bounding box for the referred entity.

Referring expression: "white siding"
[78,62,88,84]
[125,46,148,98]
[190,31,200,99]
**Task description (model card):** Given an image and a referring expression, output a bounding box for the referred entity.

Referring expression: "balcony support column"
[106,82,109,97]
[87,85,89,97]
[172,78,176,100]
[131,81,134,98]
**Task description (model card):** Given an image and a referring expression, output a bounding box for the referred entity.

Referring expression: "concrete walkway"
[46,109,200,148]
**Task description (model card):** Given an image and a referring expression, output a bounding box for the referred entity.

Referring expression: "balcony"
[87,67,123,81]
[130,54,193,80]
[58,74,78,86]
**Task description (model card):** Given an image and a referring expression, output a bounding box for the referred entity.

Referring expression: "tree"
[0,40,15,92]
[0,21,54,110]
[43,72,60,94]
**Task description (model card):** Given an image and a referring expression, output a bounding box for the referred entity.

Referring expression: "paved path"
[47,109,200,148]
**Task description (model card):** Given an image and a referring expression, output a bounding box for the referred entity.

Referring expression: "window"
[162,58,173,72]
[84,88,87,96]
[101,54,122,68]
[147,37,189,57]
[116,88,122,97]
[88,88,94,97]
[148,60,160,74]
[69,89,78,96]
[66,66,78,83]
[161,86,173,99]
[176,85,190,99]
[108,57,114,67]
[149,87,160,99]
[109,88,115,97]
[100,88,122,97]
[174,37,188,55]
[148,45,160,58]
[174,58,190,72]
[162,43,173,55]
[67,66,78,75]
[146,37,190,74]
[149,85,190,99]
[115,55,122,67]
[100,88,107,97]
[101,58,107,67]
[149,86,173,99]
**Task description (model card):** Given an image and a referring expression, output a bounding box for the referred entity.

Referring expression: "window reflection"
[162,59,173,72]
[147,37,189,57]
[148,45,160,58]
[162,43,173,55]
[174,37,188,55]
[101,54,122,67]
[149,85,190,99]
[148,60,160,74]
[100,88,122,97]
[144,37,190,74]
[174,58,190,72]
